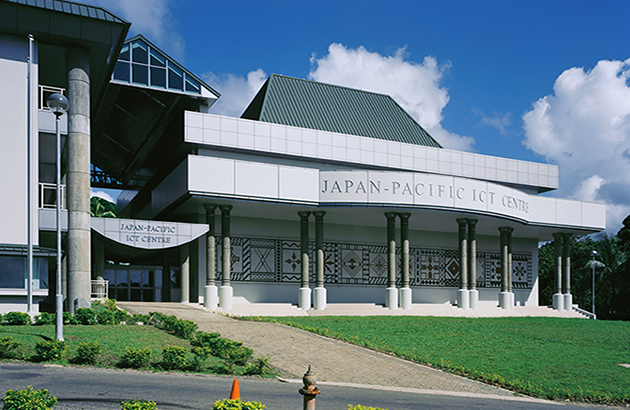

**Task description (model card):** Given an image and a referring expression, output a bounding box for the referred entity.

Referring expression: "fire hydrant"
[299,365,321,410]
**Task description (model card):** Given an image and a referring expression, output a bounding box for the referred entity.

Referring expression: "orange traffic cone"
[229,378,240,400]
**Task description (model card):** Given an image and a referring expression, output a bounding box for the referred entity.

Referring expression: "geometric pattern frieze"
[214,236,533,288]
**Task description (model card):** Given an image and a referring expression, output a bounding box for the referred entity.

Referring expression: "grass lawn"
[0,324,225,371]
[252,316,630,405]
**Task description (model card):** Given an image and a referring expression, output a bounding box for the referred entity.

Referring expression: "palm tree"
[90,196,117,218]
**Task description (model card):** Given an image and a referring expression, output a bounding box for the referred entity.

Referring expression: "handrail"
[39,182,65,210]
[39,85,66,111]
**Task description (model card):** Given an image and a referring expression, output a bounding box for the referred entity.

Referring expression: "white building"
[0,0,605,315]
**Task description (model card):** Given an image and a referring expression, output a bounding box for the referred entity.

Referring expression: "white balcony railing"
[39,182,66,210]
[91,279,109,299]
[39,85,66,111]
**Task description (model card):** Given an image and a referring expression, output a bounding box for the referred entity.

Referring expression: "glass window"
[141,270,150,286]
[113,61,130,82]
[116,270,127,287]
[0,256,25,288]
[168,64,183,91]
[130,288,141,301]
[150,67,166,88]
[154,269,162,287]
[119,44,130,61]
[130,270,141,287]
[35,258,49,290]
[185,76,201,94]
[132,64,148,85]
[150,48,166,67]
[131,40,148,64]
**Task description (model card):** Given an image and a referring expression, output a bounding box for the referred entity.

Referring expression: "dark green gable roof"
[241,74,442,148]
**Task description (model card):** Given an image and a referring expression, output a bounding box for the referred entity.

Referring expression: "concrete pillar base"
[385,287,398,310]
[204,285,218,310]
[469,289,479,311]
[552,293,564,311]
[563,293,573,312]
[313,287,327,310]
[508,292,515,311]
[298,287,311,310]
[219,286,233,310]
[458,289,469,310]
[399,287,412,310]
[499,291,511,309]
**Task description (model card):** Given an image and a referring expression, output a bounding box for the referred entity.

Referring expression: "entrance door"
[103,266,163,302]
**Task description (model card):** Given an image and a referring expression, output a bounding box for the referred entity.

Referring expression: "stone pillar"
[385,212,398,310]
[204,204,218,310]
[552,233,564,311]
[456,218,469,310]
[562,233,572,311]
[507,228,514,310]
[219,205,233,310]
[298,211,311,310]
[313,211,327,310]
[468,219,479,311]
[498,227,513,309]
[399,213,412,310]
[66,47,91,313]
[180,244,190,303]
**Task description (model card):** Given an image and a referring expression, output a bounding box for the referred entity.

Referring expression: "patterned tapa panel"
[214,237,533,288]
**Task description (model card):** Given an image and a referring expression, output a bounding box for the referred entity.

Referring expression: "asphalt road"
[0,362,612,410]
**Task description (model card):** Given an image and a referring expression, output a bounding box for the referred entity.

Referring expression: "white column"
[456,218,469,310]
[552,233,564,311]
[468,219,479,311]
[385,212,398,310]
[298,211,311,310]
[399,213,412,310]
[180,244,190,303]
[562,233,573,311]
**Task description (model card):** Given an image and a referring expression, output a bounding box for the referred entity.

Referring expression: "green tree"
[90,196,117,218]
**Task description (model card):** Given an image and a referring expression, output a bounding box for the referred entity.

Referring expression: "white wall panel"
[235,162,278,199]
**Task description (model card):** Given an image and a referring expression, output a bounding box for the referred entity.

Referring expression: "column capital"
[498,226,514,235]
[313,210,326,219]
[204,203,217,212]
[552,232,563,240]
[384,212,398,219]
[456,217,468,225]
[219,204,233,213]
[561,232,572,240]
[398,212,411,221]
[467,218,478,226]
[298,211,312,219]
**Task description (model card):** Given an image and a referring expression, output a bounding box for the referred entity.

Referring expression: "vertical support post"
[27,34,34,315]
[204,204,218,310]
[66,46,91,313]
[498,227,512,309]
[313,211,327,310]
[399,213,412,310]
[180,244,190,303]
[468,219,479,310]
[507,227,514,310]
[456,218,469,310]
[385,212,398,310]
[219,205,233,310]
[552,233,564,311]
[298,211,311,310]
[562,233,572,311]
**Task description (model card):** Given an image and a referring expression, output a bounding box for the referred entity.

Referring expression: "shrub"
[161,345,188,370]
[96,309,115,325]
[243,357,273,376]
[34,339,67,361]
[0,336,22,359]
[171,319,198,340]
[75,341,101,365]
[115,310,131,324]
[120,398,157,410]
[3,311,31,325]
[2,386,57,410]
[75,308,97,325]
[212,398,265,410]
[118,347,151,369]
[190,346,212,372]
[104,298,118,312]
[192,331,221,348]
[63,312,78,325]
[347,406,389,410]
[34,312,55,326]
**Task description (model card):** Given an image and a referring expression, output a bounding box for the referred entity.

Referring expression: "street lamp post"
[590,250,597,318]
[47,93,69,341]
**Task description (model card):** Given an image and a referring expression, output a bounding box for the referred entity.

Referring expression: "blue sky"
[89,0,630,232]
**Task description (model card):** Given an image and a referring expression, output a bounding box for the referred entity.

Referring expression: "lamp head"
[47,93,69,116]
[591,250,598,257]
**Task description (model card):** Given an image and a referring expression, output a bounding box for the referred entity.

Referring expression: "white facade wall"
[0,34,38,246]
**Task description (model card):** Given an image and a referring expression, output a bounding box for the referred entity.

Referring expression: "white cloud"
[202,69,267,117]
[523,58,630,232]
[476,110,513,136]
[308,43,475,151]
[85,0,185,59]
[91,190,116,203]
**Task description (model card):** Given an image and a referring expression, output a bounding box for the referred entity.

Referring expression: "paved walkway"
[116,302,563,402]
